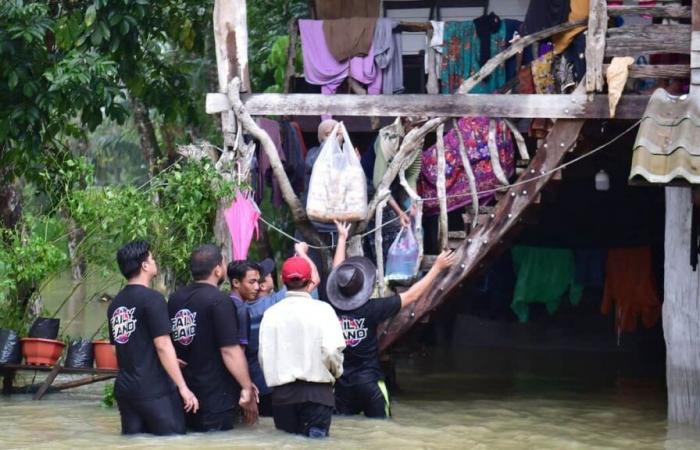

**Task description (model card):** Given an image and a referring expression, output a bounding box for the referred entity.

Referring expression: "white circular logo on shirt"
[111,306,137,344]
[171,309,197,346]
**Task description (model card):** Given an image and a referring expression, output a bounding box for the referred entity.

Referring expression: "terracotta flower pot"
[93,340,118,369]
[21,338,65,366]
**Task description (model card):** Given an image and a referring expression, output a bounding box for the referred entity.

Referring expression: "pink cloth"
[224,191,260,260]
[299,19,382,95]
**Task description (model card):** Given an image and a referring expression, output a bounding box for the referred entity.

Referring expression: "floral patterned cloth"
[440,20,508,94]
[418,117,515,216]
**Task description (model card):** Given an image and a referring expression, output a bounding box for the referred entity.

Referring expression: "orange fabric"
[552,0,589,55]
[601,247,661,333]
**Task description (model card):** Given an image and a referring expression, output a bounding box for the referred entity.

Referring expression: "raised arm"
[295,242,320,289]
[333,220,351,268]
[399,250,457,308]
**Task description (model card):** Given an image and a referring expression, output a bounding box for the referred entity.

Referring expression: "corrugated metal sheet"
[630,88,700,184]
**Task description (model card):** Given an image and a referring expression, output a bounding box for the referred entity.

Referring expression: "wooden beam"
[606,24,691,56]
[616,64,690,79]
[379,117,587,351]
[586,0,608,93]
[213,0,250,93]
[607,4,690,18]
[207,92,651,119]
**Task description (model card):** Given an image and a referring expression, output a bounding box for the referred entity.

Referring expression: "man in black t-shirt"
[169,244,259,432]
[108,241,198,435]
[327,221,457,418]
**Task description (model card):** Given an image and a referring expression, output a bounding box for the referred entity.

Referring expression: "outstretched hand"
[434,249,458,271]
[334,220,351,240]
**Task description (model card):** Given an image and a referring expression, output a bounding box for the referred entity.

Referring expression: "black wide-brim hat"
[326,256,377,311]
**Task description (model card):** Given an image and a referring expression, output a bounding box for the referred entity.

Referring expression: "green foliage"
[102,383,115,408]
[0,214,69,330]
[68,159,235,283]
[249,0,308,91]
[262,35,304,94]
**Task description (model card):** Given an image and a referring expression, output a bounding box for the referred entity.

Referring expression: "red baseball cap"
[281,256,312,283]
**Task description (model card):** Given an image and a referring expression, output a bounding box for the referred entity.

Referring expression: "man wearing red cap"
[258,243,346,438]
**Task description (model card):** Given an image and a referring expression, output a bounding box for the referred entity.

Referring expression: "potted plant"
[20,316,65,366]
[92,321,117,370]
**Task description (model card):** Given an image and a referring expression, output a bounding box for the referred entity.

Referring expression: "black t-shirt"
[107,284,175,400]
[332,295,402,387]
[169,283,241,413]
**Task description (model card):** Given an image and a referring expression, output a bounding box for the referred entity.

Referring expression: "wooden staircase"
[379,118,586,351]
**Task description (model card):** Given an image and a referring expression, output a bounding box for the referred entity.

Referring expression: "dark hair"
[285,278,311,291]
[190,244,223,281]
[117,241,151,280]
[227,260,261,284]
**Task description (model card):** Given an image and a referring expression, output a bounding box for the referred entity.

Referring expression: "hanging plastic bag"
[306,122,368,222]
[385,226,420,283]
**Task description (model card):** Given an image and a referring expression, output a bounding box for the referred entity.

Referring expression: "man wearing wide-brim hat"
[328,221,457,418]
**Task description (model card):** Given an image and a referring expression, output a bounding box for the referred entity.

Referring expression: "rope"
[258,119,642,248]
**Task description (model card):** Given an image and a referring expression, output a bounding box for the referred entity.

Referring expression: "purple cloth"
[257,118,285,206]
[418,117,515,216]
[299,19,382,96]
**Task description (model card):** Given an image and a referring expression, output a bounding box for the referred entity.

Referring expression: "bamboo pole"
[435,124,448,250]
[453,118,479,229]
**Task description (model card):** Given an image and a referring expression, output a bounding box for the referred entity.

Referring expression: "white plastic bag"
[306,122,368,222]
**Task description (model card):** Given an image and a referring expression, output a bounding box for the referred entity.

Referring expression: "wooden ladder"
[379,118,586,351]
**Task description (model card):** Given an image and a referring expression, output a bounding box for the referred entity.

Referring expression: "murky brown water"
[2,357,700,450]
[23,273,700,449]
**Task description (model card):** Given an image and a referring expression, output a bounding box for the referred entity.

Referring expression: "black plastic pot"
[0,328,22,364]
[64,340,94,369]
[28,317,60,340]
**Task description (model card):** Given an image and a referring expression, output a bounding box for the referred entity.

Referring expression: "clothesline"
[258,118,643,250]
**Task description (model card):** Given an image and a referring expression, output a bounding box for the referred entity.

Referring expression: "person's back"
[258,250,345,438]
[169,283,239,415]
[169,244,257,432]
[108,241,198,436]
[109,285,174,401]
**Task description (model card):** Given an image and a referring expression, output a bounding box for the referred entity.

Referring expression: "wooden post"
[453,118,479,228]
[212,0,251,262]
[663,0,700,428]
[586,0,608,93]
[375,191,391,297]
[426,28,440,94]
[435,124,449,250]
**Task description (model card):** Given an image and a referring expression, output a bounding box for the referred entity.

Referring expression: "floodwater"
[2,354,700,450]
[21,274,700,449]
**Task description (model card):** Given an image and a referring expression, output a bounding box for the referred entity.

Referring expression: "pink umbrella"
[224,190,260,260]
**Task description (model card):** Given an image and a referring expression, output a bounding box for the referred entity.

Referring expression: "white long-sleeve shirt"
[258,291,345,387]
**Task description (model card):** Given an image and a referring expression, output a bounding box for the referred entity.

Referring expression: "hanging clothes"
[425,20,445,77]
[602,247,661,333]
[372,119,422,210]
[323,18,376,62]
[474,13,502,67]
[257,118,286,206]
[523,0,570,35]
[299,19,382,95]
[511,246,583,323]
[314,0,379,20]
[504,19,527,82]
[552,0,589,55]
[440,20,508,94]
[531,44,556,94]
[574,249,606,288]
[280,121,305,193]
[224,191,260,261]
[290,121,308,159]
[418,117,515,216]
[373,18,404,94]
